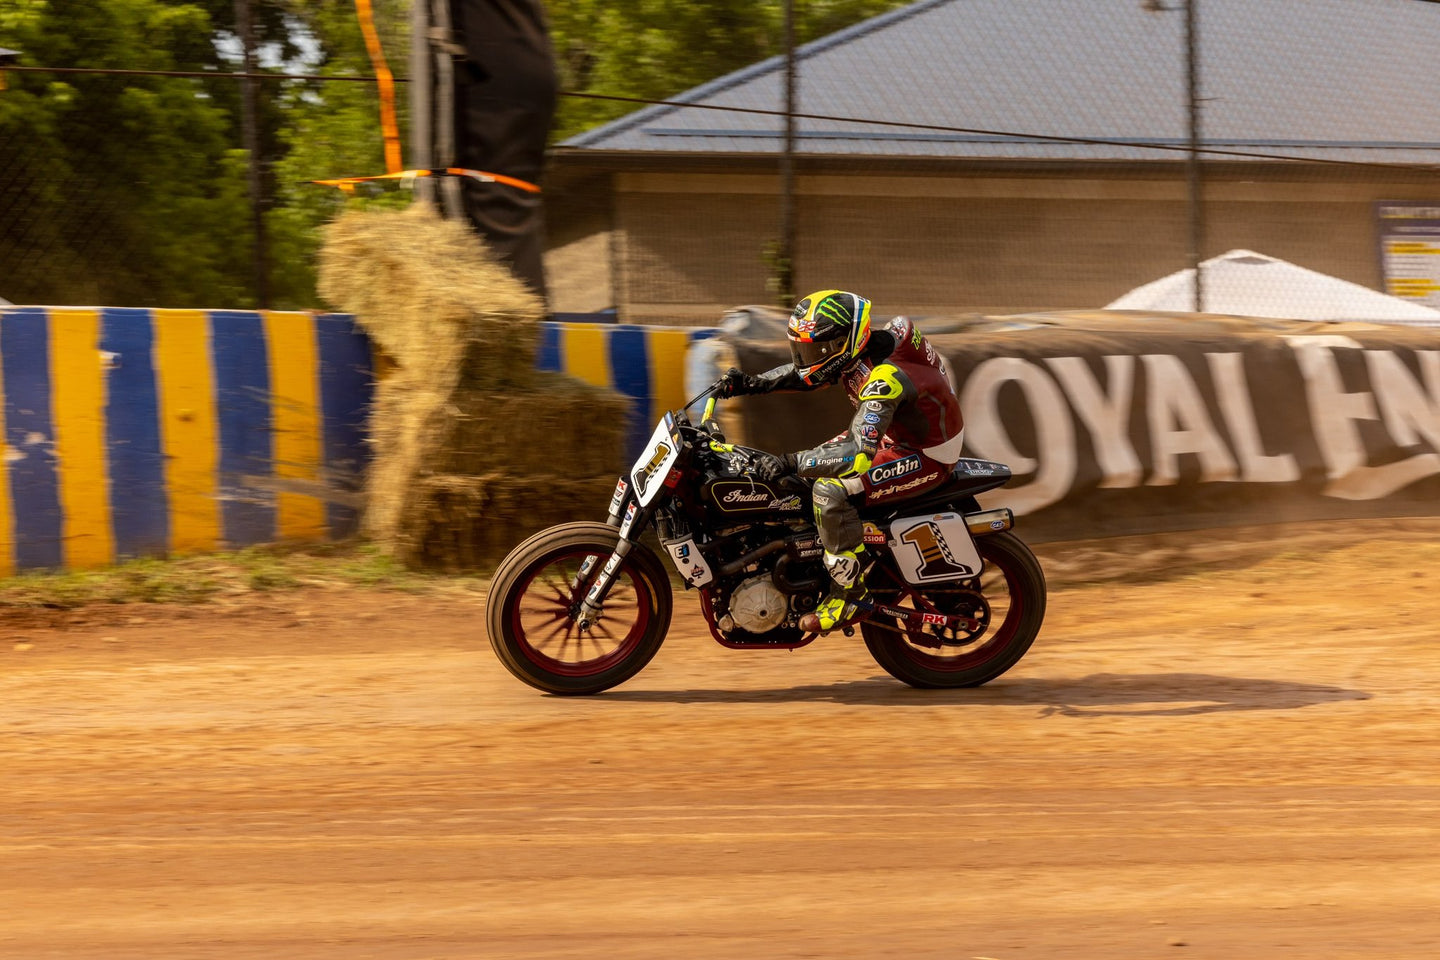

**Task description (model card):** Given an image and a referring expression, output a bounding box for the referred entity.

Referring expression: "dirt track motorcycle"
[484,380,1047,695]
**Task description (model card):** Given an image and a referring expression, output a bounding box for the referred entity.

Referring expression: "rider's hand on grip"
[718,367,766,399]
[753,451,797,482]
[717,367,747,399]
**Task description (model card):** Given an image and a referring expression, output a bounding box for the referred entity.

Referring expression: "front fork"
[573,486,649,627]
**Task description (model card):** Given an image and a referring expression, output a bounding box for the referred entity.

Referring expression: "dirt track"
[3,520,1440,959]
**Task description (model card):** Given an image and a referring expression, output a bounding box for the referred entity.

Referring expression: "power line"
[6,64,1440,171]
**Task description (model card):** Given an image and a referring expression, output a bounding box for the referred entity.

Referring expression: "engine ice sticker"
[665,538,714,587]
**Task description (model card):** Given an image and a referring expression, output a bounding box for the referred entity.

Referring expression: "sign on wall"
[731,315,1440,541]
[1378,201,1440,308]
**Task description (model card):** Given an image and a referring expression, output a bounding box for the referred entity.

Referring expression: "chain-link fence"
[6,0,1440,327]
[547,0,1440,326]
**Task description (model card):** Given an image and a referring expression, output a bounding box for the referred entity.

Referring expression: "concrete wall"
[0,308,372,575]
[0,311,715,574]
[607,170,1439,323]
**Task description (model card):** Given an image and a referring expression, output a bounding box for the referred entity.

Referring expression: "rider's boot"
[800,546,870,634]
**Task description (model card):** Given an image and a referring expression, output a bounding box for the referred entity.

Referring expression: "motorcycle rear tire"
[485,521,673,695]
[862,530,1046,689]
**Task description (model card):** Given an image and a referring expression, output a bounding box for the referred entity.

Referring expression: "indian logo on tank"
[710,481,803,512]
[868,455,921,484]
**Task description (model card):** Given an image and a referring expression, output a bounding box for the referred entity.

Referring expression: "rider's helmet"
[787,290,873,386]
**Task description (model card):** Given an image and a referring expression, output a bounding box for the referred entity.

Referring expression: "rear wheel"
[485,522,673,695]
[861,531,1046,689]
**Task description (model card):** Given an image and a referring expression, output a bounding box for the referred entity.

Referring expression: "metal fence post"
[233,0,269,308]
[1186,0,1204,312]
[777,0,797,308]
[410,0,433,203]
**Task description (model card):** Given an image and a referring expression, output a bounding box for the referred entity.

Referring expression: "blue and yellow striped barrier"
[0,311,714,575]
[535,322,717,462]
[0,307,372,576]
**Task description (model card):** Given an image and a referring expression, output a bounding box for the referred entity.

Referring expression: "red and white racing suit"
[743,316,965,556]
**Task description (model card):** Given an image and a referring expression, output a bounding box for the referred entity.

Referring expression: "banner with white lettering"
[728,312,1440,541]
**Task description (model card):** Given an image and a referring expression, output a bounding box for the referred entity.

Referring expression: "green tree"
[1,0,914,308]
[0,0,252,306]
[0,0,408,309]
[545,0,916,142]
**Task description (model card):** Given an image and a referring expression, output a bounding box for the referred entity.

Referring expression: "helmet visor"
[790,335,846,378]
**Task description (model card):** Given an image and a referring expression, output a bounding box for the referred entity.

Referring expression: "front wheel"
[484,522,673,695]
[862,530,1046,689]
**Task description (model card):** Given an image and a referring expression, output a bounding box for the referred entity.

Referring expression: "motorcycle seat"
[859,457,1012,519]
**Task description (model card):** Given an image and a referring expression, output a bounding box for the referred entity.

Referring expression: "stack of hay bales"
[317,203,631,569]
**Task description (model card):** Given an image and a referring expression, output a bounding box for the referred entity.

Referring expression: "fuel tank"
[702,478,809,518]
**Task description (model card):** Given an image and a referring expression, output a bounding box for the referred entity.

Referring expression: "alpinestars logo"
[868,455,921,484]
[859,379,893,399]
[823,551,861,587]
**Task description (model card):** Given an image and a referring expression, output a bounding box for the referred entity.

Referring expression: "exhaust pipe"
[964,507,1013,536]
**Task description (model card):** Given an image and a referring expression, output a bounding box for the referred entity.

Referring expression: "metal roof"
[562,0,1440,164]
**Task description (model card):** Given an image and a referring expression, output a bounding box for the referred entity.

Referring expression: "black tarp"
[727,311,1440,541]
[450,0,556,302]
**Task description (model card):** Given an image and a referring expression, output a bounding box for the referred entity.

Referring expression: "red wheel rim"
[890,547,1021,673]
[507,547,653,678]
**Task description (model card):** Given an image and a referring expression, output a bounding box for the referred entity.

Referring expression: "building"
[544,0,1440,324]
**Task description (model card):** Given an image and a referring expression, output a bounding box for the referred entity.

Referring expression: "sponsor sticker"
[608,477,628,514]
[921,612,948,626]
[805,454,849,471]
[863,400,885,413]
[870,471,942,499]
[863,412,881,424]
[868,455,922,484]
[859,424,880,441]
[665,537,714,587]
[618,502,639,539]
[862,522,888,545]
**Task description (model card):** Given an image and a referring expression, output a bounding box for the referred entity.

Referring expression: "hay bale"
[317,202,542,390]
[359,373,631,544]
[399,473,622,571]
[316,202,636,567]
[432,380,631,476]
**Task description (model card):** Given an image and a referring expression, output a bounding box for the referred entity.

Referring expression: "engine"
[701,527,829,646]
[719,575,789,633]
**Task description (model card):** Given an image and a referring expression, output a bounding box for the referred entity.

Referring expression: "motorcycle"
[483,379,1047,695]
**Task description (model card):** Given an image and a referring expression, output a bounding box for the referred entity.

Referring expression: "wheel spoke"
[507,542,658,680]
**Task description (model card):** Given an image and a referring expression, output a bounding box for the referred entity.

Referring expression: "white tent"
[1106,249,1440,327]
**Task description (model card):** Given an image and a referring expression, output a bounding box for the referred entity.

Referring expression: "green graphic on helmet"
[787,289,874,386]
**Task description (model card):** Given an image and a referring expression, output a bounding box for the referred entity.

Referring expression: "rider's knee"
[812,477,850,514]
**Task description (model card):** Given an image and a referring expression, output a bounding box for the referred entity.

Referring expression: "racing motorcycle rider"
[717,290,965,634]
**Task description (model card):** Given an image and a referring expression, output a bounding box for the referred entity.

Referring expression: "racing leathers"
[729,316,966,624]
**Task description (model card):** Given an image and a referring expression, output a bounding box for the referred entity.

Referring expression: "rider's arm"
[737,362,816,395]
[793,364,913,479]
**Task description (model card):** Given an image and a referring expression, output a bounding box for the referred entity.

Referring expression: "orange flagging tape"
[353,0,403,173]
[309,168,543,194]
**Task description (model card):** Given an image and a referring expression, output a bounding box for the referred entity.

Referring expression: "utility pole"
[777,0,797,307]
[409,0,433,204]
[1185,0,1204,312]
[234,0,269,308]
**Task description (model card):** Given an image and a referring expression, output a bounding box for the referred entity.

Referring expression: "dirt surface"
[3,519,1440,960]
